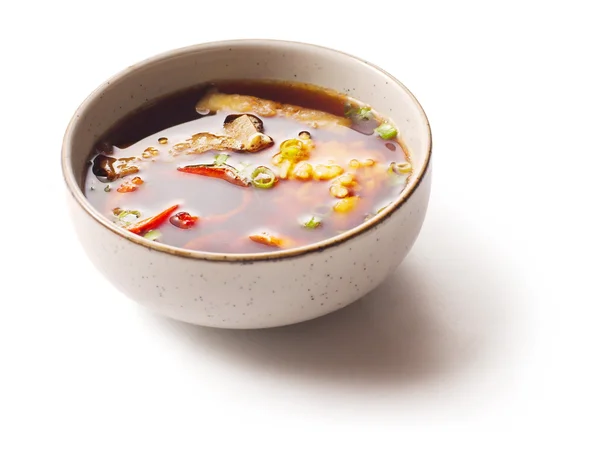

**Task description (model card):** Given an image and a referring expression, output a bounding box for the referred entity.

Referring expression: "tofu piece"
[196,92,351,128]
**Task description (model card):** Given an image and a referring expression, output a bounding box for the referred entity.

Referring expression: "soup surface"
[84,80,412,254]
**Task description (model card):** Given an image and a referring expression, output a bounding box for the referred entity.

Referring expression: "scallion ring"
[251,166,277,189]
[280,139,304,160]
[374,122,398,139]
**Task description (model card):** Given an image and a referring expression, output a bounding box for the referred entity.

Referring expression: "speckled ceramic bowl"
[62,39,432,329]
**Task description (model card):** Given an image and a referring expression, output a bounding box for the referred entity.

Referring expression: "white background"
[1,0,599,448]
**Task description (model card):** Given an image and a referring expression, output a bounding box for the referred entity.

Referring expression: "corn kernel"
[337,173,357,187]
[333,196,359,213]
[293,162,313,180]
[329,184,349,198]
[279,160,292,179]
[364,159,375,167]
[313,164,344,180]
[349,159,360,169]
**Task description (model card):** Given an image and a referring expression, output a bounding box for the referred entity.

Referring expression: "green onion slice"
[303,216,322,229]
[344,104,373,121]
[251,166,277,189]
[280,139,304,161]
[374,122,398,139]
[117,209,141,220]
[143,230,162,241]
[214,153,229,165]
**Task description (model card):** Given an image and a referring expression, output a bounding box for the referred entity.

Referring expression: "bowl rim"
[61,39,432,263]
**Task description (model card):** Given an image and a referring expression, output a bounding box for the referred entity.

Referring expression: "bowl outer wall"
[62,40,432,328]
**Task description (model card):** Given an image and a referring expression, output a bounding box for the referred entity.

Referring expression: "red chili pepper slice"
[125,204,179,235]
[177,163,249,187]
[170,212,199,229]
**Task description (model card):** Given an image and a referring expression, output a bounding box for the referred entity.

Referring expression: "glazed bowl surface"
[62,39,432,329]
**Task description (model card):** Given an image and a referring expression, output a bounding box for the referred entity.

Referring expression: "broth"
[84,80,412,254]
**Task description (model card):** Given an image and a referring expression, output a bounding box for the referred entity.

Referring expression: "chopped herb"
[214,153,229,165]
[143,230,162,241]
[344,104,373,121]
[104,185,111,192]
[303,216,322,229]
[251,166,277,189]
[356,106,373,121]
[118,209,141,221]
[374,122,397,139]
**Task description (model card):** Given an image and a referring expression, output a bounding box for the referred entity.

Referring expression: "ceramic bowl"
[62,39,432,329]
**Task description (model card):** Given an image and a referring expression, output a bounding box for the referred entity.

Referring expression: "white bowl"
[62,40,432,329]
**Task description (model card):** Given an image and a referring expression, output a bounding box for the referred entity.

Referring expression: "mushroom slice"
[92,154,139,182]
[223,114,274,152]
[173,114,274,155]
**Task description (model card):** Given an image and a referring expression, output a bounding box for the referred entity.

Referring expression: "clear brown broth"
[84,80,411,254]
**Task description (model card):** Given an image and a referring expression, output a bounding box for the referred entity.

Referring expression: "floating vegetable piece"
[143,230,162,241]
[303,216,322,229]
[250,166,277,189]
[214,153,229,165]
[329,183,350,198]
[196,91,351,128]
[170,212,199,229]
[125,204,179,235]
[171,114,274,156]
[388,161,412,175]
[374,122,398,139]
[223,114,274,152]
[345,105,373,121]
[333,196,359,213]
[280,138,310,162]
[177,163,250,187]
[292,162,313,180]
[249,232,285,248]
[93,155,118,182]
[313,164,344,180]
[92,154,139,182]
[278,160,293,179]
[113,209,141,226]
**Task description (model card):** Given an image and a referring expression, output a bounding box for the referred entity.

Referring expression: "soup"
[84,80,412,254]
